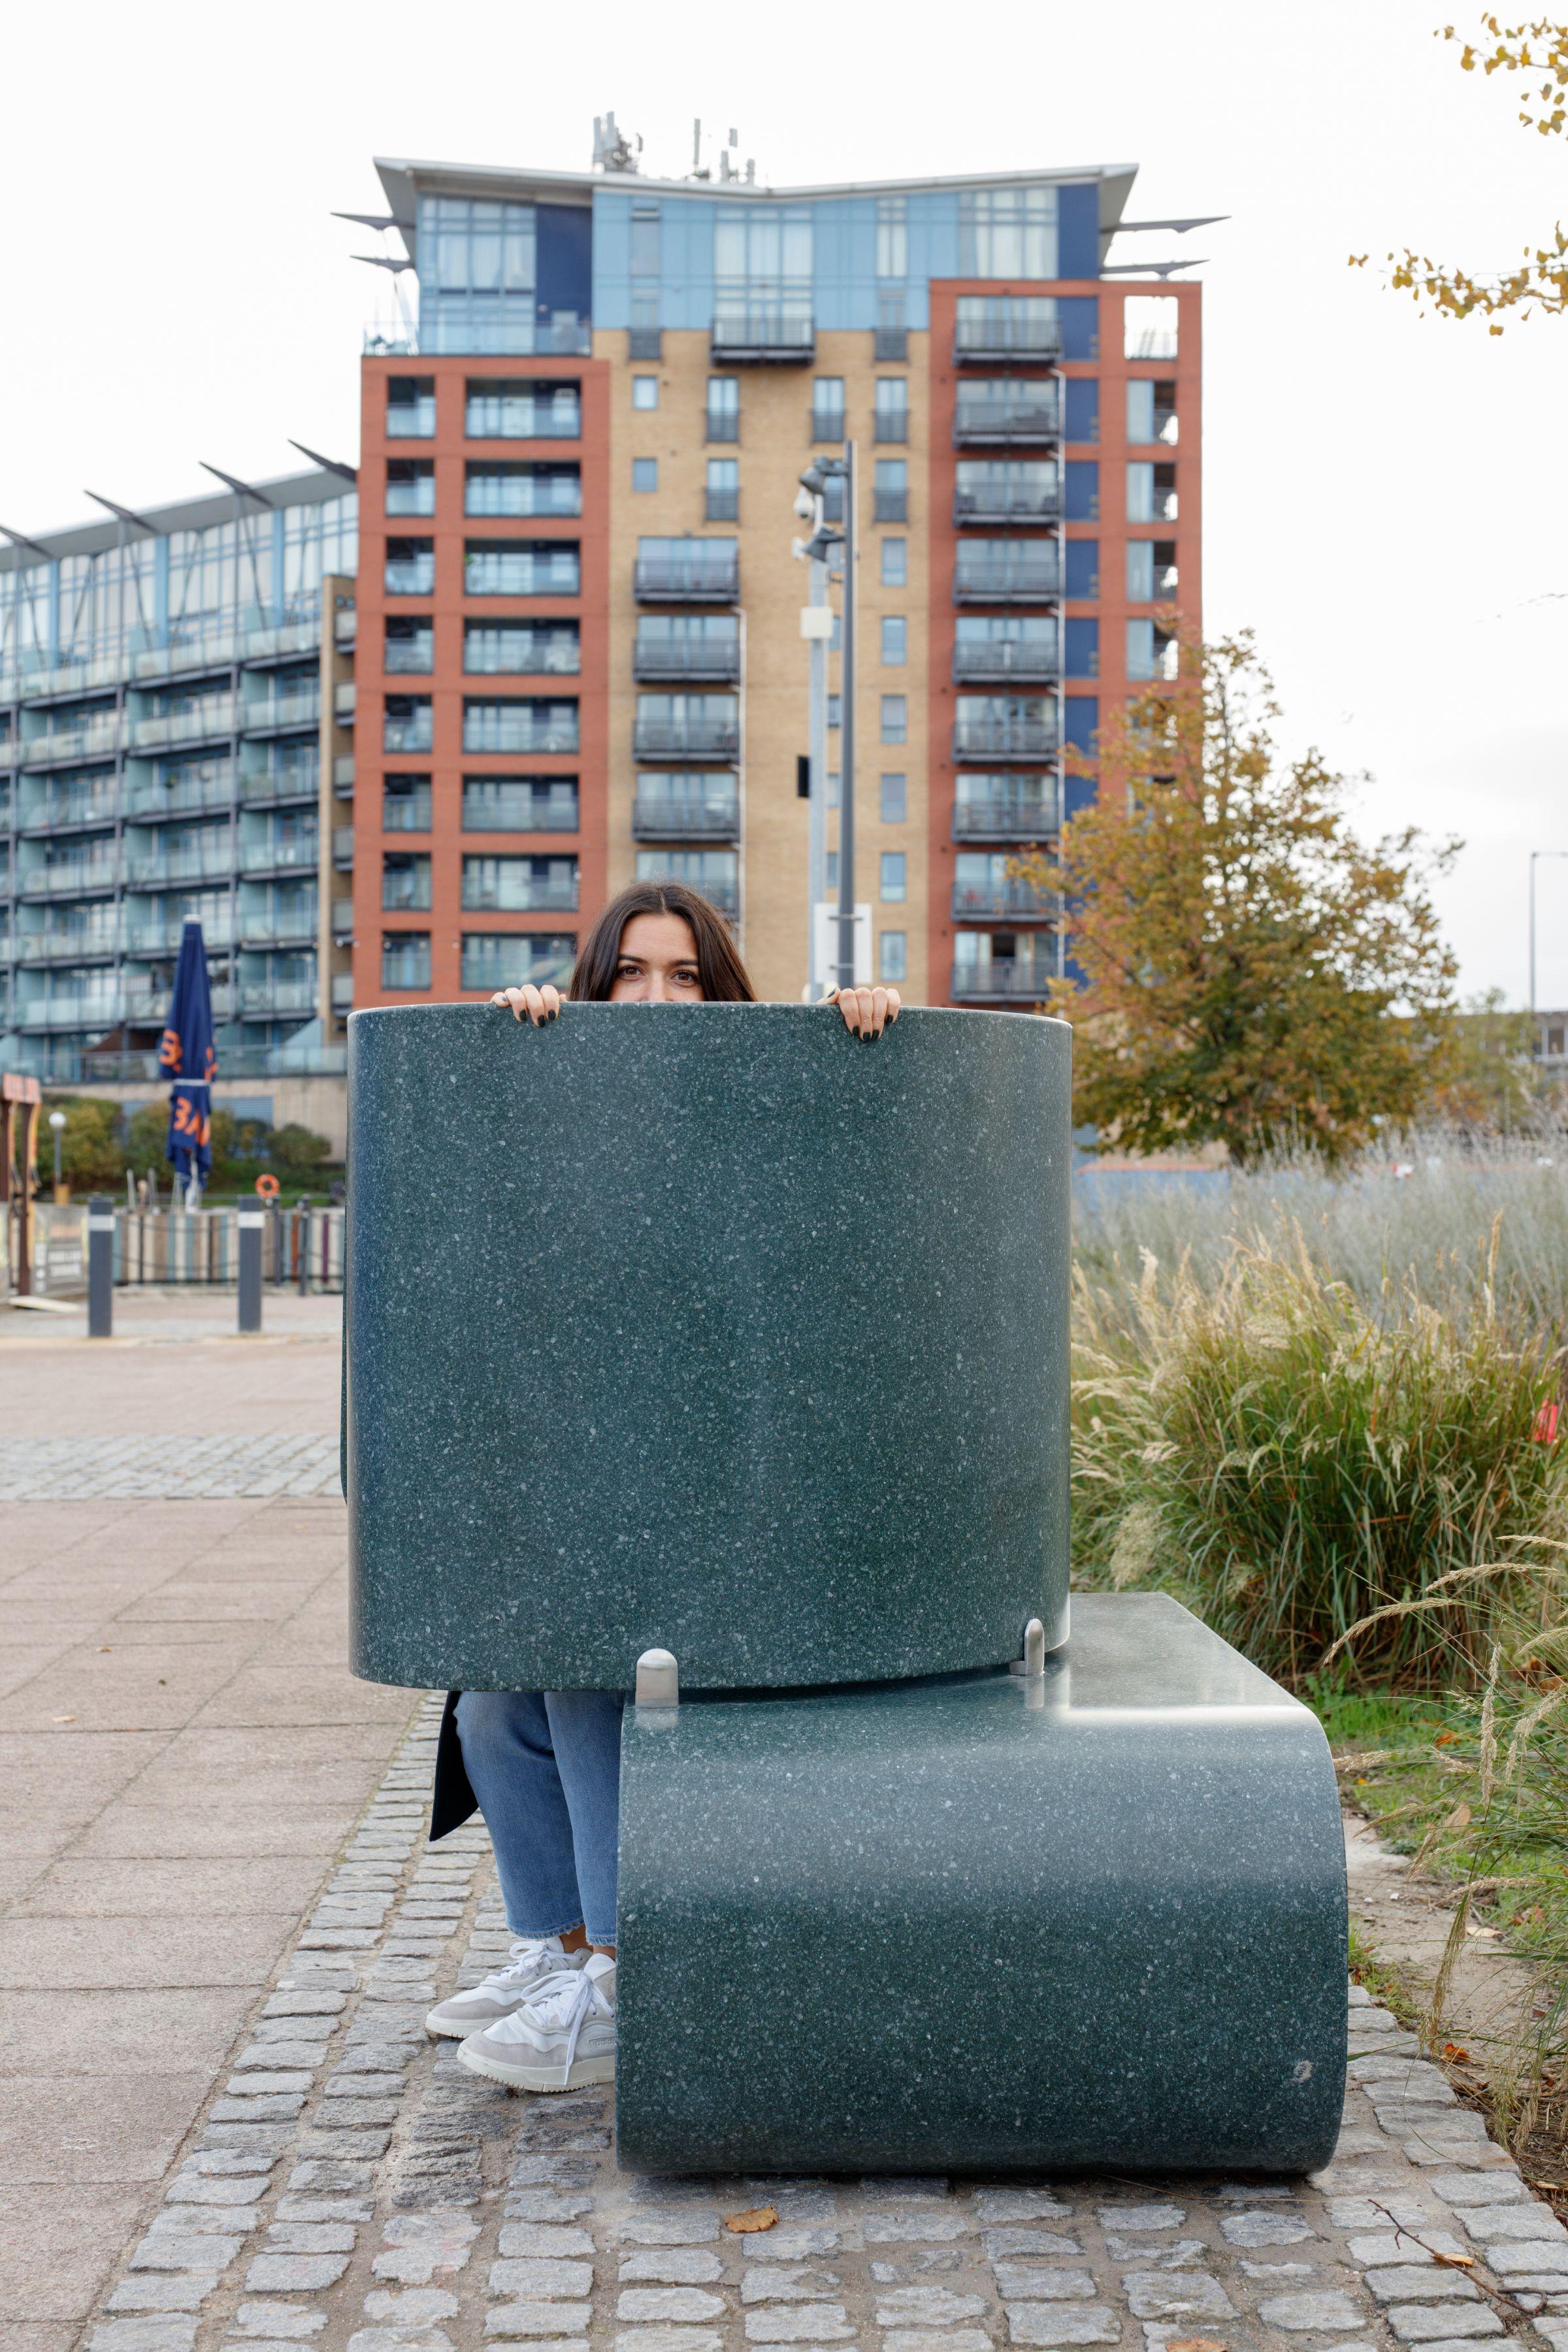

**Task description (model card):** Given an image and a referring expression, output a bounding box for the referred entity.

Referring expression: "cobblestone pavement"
[67,1695,1568,2352]
[0,1433,340,1501]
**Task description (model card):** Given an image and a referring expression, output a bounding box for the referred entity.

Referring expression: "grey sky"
[5,0,1563,1004]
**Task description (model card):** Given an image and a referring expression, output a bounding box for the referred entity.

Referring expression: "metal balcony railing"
[954,483,1060,525]
[953,316,1064,363]
[124,849,234,887]
[240,980,319,1015]
[704,412,740,444]
[332,827,355,870]
[126,770,235,819]
[950,880,1056,921]
[243,691,320,734]
[952,552,1062,603]
[239,906,319,945]
[385,560,435,596]
[632,786,741,841]
[950,958,1057,1002]
[953,394,1062,444]
[27,791,121,831]
[874,327,909,361]
[873,489,908,524]
[331,973,354,1011]
[953,718,1059,762]
[704,489,740,523]
[333,755,355,794]
[331,900,354,943]
[634,557,740,603]
[461,877,579,914]
[632,639,741,683]
[22,717,124,765]
[124,912,237,953]
[16,998,123,1032]
[461,721,578,757]
[872,411,908,444]
[808,406,845,442]
[952,642,1061,683]
[710,312,815,362]
[631,717,741,760]
[384,719,435,756]
[953,788,1062,840]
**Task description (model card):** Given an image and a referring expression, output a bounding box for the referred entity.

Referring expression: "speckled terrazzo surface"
[346,1001,1070,1690]
[617,1593,1348,2176]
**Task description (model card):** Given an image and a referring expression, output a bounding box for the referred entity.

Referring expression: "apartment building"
[0,471,357,1085]
[353,146,1201,1014]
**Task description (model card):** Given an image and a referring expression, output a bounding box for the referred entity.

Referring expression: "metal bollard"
[297,1198,311,1297]
[86,1194,115,1339]
[238,1209,264,1333]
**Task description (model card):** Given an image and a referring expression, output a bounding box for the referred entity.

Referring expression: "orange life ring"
[255,1173,282,1200]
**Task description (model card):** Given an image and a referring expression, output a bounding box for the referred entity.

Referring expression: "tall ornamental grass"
[1071,1222,1567,1685]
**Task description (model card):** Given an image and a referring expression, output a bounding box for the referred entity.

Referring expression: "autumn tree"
[1352,16,1568,329]
[1022,635,1460,1167]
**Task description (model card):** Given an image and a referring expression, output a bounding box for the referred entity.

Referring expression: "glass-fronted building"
[0,471,357,1081]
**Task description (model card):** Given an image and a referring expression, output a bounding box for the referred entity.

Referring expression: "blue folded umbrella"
[160,919,216,1198]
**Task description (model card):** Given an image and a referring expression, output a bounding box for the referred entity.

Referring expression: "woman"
[427,882,898,2093]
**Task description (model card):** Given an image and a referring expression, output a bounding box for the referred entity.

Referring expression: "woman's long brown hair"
[567,883,758,1004]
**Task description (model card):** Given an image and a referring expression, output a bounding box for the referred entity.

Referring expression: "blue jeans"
[454,1689,625,1946]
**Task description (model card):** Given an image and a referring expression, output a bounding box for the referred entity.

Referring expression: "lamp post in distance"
[794,445,858,997]
[48,1108,67,1204]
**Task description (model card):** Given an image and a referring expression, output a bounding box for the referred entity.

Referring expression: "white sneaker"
[457,1952,616,2091]
[424,1937,585,2038]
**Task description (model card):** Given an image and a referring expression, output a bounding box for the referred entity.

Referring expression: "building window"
[879,774,907,824]
[632,376,659,410]
[827,772,840,809]
[385,460,434,517]
[385,539,434,596]
[387,377,435,438]
[881,616,907,666]
[1124,294,1179,361]
[383,775,431,832]
[713,204,813,350]
[811,378,845,440]
[706,376,740,442]
[879,929,907,983]
[876,195,907,282]
[1126,618,1178,683]
[632,458,659,493]
[958,186,1058,278]
[881,538,907,587]
[462,776,580,832]
[636,847,738,917]
[381,931,431,989]
[705,459,739,522]
[416,193,541,355]
[463,698,578,755]
[1126,379,1178,446]
[1126,462,1177,524]
[465,463,581,518]
[874,460,907,524]
[460,932,575,992]
[825,851,838,889]
[879,852,907,903]
[880,695,907,745]
[382,853,431,912]
[464,540,581,595]
[827,695,841,730]
[874,380,908,443]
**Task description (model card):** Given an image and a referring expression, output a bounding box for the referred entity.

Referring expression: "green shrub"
[1073,1228,1568,1684]
[39,1095,124,1190]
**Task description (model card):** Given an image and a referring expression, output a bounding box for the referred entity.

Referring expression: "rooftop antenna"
[689,118,709,180]
[592,112,640,172]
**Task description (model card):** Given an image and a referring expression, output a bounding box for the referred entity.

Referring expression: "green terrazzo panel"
[346,1000,1070,1690]
[617,1593,1348,2175]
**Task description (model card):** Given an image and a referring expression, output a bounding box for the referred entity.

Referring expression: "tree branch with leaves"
[1350,16,1568,329]
[1019,634,1460,1167]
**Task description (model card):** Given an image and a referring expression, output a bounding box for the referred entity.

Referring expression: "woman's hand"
[491,984,561,1026]
[825,986,901,1041]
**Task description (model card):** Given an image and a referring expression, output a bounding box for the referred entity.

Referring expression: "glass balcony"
[634,551,740,602]
[954,478,1059,526]
[240,762,318,808]
[131,696,240,751]
[126,767,236,819]
[633,631,740,683]
[238,904,319,946]
[124,845,233,887]
[953,387,1062,444]
[22,715,124,765]
[949,953,1058,1002]
[331,972,354,1012]
[953,309,1064,364]
[240,978,319,1015]
[331,899,355,943]
[242,687,320,734]
[239,836,319,875]
[461,868,580,914]
[16,928,120,963]
[333,826,355,869]
[124,909,236,953]
[632,710,740,760]
[632,776,741,840]
[462,704,578,756]
[385,555,436,596]
[952,707,1059,762]
[952,779,1062,840]
[951,638,1061,683]
[384,711,434,755]
[21,858,118,897]
[16,996,123,1032]
[952,549,1062,603]
[26,785,121,830]
[333,755,355,795]
[951,876,1056,921]
[710,310,815,363]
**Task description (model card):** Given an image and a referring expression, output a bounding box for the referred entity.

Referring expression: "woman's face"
[609,912,704,1003]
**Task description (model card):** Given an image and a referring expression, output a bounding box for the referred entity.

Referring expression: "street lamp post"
[1529,849,1568,1022]
[794,447,858,996]
[48,1108,67,1205]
